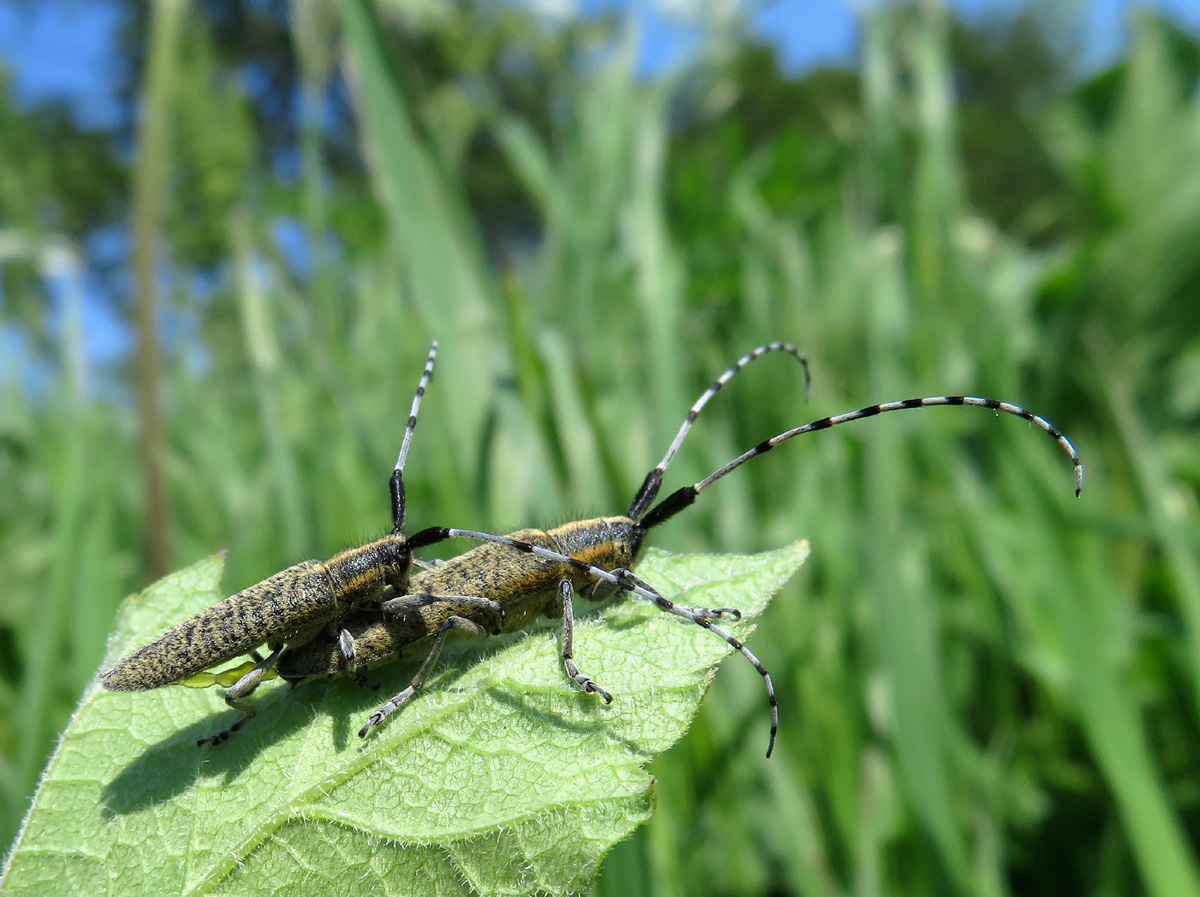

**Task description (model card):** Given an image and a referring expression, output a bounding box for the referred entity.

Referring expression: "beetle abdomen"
[102,560,332,691]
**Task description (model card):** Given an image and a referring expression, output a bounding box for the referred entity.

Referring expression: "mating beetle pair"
[103,341,1082,756]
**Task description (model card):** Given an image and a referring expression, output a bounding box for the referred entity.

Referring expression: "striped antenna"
[641,396,1083,531]
[628,342,812,520]
[389,340,439,534]
[395,339,439,474]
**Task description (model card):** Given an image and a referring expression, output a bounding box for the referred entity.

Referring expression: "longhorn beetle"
[275,343,807,708]
[102,341,486,746]
[277,342,1083,757]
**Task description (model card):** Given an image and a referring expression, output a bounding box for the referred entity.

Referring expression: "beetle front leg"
[557,580,613,704]
[611,567,741,620]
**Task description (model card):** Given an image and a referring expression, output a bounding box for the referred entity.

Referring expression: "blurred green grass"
[1,2,1199,895]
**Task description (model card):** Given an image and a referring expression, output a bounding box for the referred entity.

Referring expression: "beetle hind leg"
[359,615,489,738]
[197,646,283,746]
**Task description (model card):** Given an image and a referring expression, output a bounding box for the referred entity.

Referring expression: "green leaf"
[1,542,808,897]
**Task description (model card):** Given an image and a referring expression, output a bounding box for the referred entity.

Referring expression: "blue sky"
[1,0,1199,131]
[0,0,1198,391]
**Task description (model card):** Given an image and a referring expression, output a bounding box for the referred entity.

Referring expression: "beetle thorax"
[325,533,411,606]
[550,516,644,573]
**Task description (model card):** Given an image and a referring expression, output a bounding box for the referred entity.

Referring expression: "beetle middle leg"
[380,593,505,634]
[358,616,490,737]
[332,594,503,682]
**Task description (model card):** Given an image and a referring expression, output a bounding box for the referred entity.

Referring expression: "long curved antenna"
[640,396,1084,531]
[390,340,439,534]
[409,525,780,757]
[628,342,812,520]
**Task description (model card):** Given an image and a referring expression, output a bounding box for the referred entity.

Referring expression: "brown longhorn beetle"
[100,341,500,745]
[275,343,1083,757]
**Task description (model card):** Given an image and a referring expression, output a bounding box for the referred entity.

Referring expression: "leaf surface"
[2,542,808,897]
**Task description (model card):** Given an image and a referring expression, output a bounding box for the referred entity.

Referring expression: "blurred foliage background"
[2,0,1199,894]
